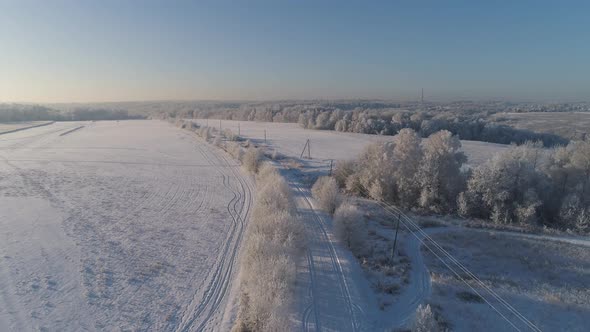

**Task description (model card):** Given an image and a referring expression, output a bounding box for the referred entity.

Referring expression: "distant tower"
[421,88,424,103]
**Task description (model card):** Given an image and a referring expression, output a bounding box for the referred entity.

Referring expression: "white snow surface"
[0,120,253,331]
[191,119,508,166]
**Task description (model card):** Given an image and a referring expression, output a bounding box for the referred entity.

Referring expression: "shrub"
[413,304,438,332]
[243,147,262,173]
[224,128,239,141]
[213,135,223,147]
[333,160,355,188]
[333,202,367,256]
[235,165,304,331]
[312,176,340,214]
[199,127,212,140]
[226,142,244,161]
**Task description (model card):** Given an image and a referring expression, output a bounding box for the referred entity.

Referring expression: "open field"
[493,112,590,141]
[422,229,590,331]
[191,119,508,166]
[0,120,252,331]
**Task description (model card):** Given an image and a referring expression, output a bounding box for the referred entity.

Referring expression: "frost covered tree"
[333,203,367,256]
[392,128,422,208]
[333,159,355,188]
[459,142,545,224]
[418,130,466,213]
[353,142,396,201]
[312,176,340,214]
[571,140,590,204]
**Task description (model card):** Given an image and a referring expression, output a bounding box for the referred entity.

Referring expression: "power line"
[211,123,537,331]
[352,184,541,332]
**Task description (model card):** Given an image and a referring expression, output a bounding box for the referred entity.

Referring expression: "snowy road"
[263,163,376,332]
[289,180,369,332]
[0,120,252,331]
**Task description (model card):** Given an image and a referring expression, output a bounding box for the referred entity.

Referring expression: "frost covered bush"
[255,165,295,214]
[212,135,223,148]
[226,142,244,161]
[333,159,355,188]
[198,127,212,140]
[235,165,304,332]
[242,146,262,173]
[312,176,340,214]
[223,128,239,141]
[333,203,367,256]
[412,304,438,332]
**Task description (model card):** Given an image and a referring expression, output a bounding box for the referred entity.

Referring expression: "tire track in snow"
[291,181,363,332]
[174,136,253,332]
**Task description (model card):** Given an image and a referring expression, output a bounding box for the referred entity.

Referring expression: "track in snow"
[288,178,366,331]
[174,134,254,332]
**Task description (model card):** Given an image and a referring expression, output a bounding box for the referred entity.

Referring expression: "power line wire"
[352,184,540,331]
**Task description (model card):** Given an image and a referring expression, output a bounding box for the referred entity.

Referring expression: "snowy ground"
[422,229,590,331]
[189,118,586,331]
[0,120,252,331]
[191,119,508,166]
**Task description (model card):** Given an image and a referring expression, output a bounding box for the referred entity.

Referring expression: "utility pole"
[264,129,267,143]
[391,212,401,261]
[300,139,310,159]
[329,159,333,176]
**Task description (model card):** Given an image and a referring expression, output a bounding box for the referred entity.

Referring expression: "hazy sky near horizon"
[1,0,589,103]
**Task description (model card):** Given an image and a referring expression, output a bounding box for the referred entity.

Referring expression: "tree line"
[335,128,589,233]
[0,103,145,122]
[169,104,569,147]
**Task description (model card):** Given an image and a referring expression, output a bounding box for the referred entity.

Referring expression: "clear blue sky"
[1,0,588,103]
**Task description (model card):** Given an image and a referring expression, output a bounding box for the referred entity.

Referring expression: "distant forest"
[0,104,145,122]
[161,101,589,147]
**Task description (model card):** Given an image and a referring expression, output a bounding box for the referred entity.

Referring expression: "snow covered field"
[423,229,590,331]
[0,120,252,331]
[191,119,508,166]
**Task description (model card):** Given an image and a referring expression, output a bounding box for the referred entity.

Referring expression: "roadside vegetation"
[311,176,340,214]
[333,202,367,256]
[233,165,304,331]
[173,119,304,331]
